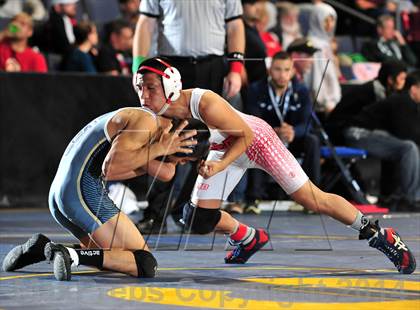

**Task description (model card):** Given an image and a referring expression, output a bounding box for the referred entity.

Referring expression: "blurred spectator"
[96,19,132,76]
[0,0,47,21]
[355,0,387,19]
[331,37,347,82]
[344,70,420,210]
[272,2,302,50]
[361,14,417,67]
[118,0,140,29]
[0,12,47,72]
[328,60,407,144]
[40,0,79,55]
[305,2,342,115]
[262,0,277,30]
[287,37,319,83]
[61,20,98,73]
[242,0,267,86]
[385,0,418,14]
[402,5,420,68]
[255,1,282,58]
[344,64,420,209]
[348,0,386,36]
[245,51,320,204]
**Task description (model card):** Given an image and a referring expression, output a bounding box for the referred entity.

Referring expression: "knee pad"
[182,201,221,234]
[132,250,157,278]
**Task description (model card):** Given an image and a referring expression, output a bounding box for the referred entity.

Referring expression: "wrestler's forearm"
[220,137,248,168]
[103,156,175,182]
[141,160,176,182]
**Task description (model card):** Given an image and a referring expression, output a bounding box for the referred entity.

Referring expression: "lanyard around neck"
[268,80,292,123]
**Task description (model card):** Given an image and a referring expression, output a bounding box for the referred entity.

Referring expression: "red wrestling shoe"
[225,229,269,264]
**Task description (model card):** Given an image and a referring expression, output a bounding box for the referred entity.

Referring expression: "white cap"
[51,0,79,5]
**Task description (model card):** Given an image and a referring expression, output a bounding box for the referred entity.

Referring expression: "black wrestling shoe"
[2,233,50,271]
[44,242,72,281]
[362,221,416,274]
[225,229,269,264]
[171,213,185,229]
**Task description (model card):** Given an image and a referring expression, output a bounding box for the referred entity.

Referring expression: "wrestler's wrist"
[151,143,166,158]
[218,159,230,170]
[227,52,244,74]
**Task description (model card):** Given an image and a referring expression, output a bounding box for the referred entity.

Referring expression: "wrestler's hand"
[223,72,242,99]
[158,120,197,156]
[198,160,226,179]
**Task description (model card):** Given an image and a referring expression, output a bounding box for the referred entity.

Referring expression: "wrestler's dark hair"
[137,57,172,76]
[171,118,211,160]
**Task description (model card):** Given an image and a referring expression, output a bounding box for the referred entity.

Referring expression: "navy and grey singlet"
[48,107,155,239]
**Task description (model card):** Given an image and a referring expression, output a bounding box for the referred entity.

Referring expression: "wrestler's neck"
[165,90,192,119]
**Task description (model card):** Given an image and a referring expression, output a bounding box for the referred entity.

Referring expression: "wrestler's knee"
[291,181,329,212]
[182,201,221,234]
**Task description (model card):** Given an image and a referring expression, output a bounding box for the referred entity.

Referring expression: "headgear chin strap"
[137,58,182,114]
[156,102,170,115]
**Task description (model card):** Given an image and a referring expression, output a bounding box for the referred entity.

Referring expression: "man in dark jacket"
[344,70,420,210]
[362,14,417,67]
[327,60,407,144]
[43,0,78,55]
[95,19,133,76]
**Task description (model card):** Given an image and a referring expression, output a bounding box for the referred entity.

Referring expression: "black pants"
[142,55,226,223]
[142,179,174,221]
[288,133,321,186]
[165,55,225,92]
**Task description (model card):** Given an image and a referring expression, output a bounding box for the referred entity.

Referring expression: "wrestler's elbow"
[157,173,174,182]
[102,173,118,181]
[101,168,115,181]
[101,159,117,180]
[156,166,176,182]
